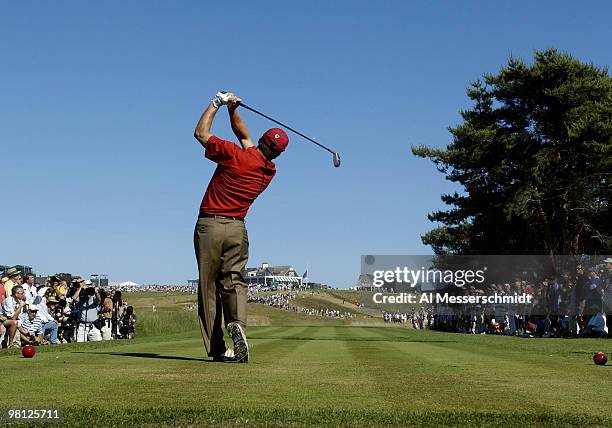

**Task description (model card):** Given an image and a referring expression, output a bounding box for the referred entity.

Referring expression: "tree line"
[413,49,611,256]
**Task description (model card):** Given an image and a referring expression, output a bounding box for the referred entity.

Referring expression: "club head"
[332,152,341,168]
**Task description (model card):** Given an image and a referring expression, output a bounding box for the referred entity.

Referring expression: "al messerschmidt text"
[373,292,533,304]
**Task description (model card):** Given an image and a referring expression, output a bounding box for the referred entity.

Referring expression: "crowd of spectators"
[248,290,297,310]
[293,307,355,319]
[248,287,355,319]
[0,269,138,348]
[117,284,195,294]
[431,259,612,338]
[384,308,432,329]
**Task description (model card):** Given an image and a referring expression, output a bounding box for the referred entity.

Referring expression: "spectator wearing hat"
[17,303,44,345]
[1,285,27,347]
[193,92,289,362]
[45,295,61,314]
[98,290,113,340]
[3,267,22,298]
[33,292,60,344]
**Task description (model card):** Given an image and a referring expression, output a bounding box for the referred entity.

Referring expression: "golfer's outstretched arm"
[194,102,220,148]
[228,99,254,150]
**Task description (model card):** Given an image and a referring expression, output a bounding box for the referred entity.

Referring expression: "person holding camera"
[98,290,113,340]
[72,280,102,342]
[119,305,137,339]
[56,305,73,343]
[111,290,124,339]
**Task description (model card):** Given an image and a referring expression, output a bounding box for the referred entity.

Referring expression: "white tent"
[119,281,141,287]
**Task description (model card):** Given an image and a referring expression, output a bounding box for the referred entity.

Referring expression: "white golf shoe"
[227,322,249,363]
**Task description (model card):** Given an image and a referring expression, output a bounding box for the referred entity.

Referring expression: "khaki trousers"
[194,217,249,356]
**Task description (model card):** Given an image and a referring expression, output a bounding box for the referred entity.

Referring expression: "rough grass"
[129,290,381,330]
[326,289,370,305]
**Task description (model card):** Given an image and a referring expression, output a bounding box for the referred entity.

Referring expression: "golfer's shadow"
[74,351,212,362]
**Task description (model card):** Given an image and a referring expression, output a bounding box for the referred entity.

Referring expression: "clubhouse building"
[246,263,305,288]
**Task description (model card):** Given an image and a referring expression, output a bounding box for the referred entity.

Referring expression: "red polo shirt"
[199,135,276,218]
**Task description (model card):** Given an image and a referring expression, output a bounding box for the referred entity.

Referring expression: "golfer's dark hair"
[258,140,279,160]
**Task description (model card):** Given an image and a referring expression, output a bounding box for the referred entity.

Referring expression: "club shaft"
[239,102,335,154]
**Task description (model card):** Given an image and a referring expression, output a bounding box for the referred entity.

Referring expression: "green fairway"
[3,315,612,427]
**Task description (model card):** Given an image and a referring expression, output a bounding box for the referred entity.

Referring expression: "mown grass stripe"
[25,405,612,428]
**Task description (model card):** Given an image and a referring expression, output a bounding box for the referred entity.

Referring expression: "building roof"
[248,264,298,277]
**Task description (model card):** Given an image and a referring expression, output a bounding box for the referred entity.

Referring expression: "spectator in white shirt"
[73,280,102,342]
[32,293,60,344]
[22,273,38,303]
[1,285,27,348]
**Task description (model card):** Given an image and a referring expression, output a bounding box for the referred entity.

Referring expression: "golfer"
[193,92,288,362]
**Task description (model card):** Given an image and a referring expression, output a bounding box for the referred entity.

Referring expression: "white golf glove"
[212,91,233,108]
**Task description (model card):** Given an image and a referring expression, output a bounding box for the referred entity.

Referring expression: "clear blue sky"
[1,2,610,286]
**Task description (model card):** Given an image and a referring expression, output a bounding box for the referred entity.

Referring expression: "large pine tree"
[412,49,612,255]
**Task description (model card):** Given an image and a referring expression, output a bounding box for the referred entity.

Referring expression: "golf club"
[238,101,341,168]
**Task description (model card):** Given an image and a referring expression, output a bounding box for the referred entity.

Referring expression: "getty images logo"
[363,256,487,288]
